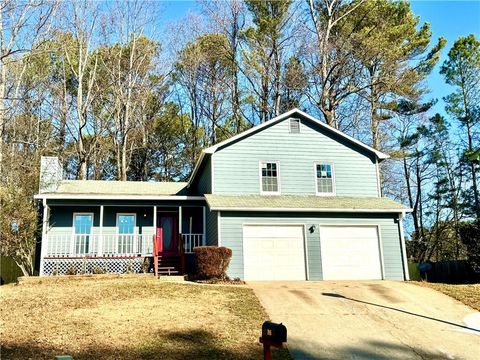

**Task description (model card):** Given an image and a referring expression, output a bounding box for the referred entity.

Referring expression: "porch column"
[202,206,206,246]
[39,199,50,276]
[153,206,157,255]
[178,206,182,234]
[98,205,104,256]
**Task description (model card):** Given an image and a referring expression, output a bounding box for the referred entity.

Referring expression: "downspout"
[398,212,410,281]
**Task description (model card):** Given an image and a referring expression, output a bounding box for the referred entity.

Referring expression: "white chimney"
[39,156,63,193]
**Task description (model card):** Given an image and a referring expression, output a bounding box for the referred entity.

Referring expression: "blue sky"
[160,0,480,116]
[410,1,480,114]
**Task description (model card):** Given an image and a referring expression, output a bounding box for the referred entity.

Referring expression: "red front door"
[157,214,178,256]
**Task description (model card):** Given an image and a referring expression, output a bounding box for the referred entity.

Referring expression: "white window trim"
[314,161,336,196]
[116,213,137,236]
[72,212,94,234]
[259,160,281,195]
[71,212,94,256]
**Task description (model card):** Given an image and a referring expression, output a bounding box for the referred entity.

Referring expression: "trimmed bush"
[193,246,232,280]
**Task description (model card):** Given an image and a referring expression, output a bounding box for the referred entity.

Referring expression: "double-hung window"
[73,213,93,255]
[315,162,335,195]
[260,161,280,195]
[117,214,136,254]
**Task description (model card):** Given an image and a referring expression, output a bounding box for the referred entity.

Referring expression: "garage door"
[243,225,306,281]
[320,226,382,280]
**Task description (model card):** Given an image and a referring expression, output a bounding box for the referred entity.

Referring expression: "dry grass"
[0,276,291,359]
[412,282,480,311]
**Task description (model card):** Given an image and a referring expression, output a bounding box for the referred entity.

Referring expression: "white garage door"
[320,226,382,280]
[243,225,306,281]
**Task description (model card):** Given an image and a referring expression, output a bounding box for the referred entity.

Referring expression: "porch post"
[202,206,206,246]
[153,206,157,255]
[178,206,182,234]
[39,199,49,276]
[98,205,104,256]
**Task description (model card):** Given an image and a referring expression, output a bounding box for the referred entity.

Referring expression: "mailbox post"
[259,321,287,360]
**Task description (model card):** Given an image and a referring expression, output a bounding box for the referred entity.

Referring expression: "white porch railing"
[45,234,153,257]
[45,233,204,257]
[182,233,204,253]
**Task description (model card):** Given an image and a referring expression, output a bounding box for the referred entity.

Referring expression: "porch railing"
[45,233,205,257]
[45,234,154,258]
[182,233,204,253]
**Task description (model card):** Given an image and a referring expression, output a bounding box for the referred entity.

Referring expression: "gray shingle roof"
[205,194,409,212]
[50,180,187,196]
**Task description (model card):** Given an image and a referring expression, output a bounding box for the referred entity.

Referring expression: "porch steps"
[155,256,181,277]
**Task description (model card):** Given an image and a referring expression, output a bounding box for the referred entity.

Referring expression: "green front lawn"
[412,281,480,311]
[0,276,291,359]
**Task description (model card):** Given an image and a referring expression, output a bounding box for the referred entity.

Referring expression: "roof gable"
[204,109,388,159]
[188,109,388,185]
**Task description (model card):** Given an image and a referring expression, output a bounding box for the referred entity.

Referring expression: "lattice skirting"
[42,258,151,276]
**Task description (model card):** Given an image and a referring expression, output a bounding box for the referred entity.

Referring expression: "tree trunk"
[0,58,5,179]
[369,73,380,150]
[0,7,5,178]
[404,155,420,236]
[273,39,281,117]
[260,66,269,123]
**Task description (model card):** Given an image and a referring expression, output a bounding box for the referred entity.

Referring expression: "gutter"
[34,194,205,201]
[207,206,413,213]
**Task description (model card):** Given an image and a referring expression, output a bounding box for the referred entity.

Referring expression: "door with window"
[74,213,93,255]
[157,213,178,256]
[117,214,136,254]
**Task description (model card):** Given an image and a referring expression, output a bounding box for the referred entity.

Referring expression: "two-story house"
[34,109,411,281]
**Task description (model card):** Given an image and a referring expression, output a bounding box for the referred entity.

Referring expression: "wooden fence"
[409,260,479,284]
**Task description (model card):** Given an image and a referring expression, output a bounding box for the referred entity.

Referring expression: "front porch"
[40,203,206,276]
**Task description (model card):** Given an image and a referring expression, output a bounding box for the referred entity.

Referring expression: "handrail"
[153,234,158,276]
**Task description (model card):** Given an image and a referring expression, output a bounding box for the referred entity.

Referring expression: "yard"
[0,276,291,360]
[412,281,480,311]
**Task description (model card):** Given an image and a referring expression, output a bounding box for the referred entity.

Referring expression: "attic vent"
[289,118,300,133]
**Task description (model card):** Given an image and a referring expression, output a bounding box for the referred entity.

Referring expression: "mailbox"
[261,321,287,344]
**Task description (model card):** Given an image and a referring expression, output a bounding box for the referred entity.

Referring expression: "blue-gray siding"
[205,210,218,246]
[213,117,379,196]
[194,157,212,195]
[220,212,404,281]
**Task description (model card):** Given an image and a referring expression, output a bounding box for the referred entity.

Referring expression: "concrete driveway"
[249,281,480,359]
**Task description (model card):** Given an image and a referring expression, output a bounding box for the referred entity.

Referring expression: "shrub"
[142,257,152,273]
[193,246,232,280]
[126,262,134,274]
[65,265,77,276]
[92,266,106,275]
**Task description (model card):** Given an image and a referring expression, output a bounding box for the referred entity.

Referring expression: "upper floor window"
[315,162,335,195]
[260,161,280,195]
